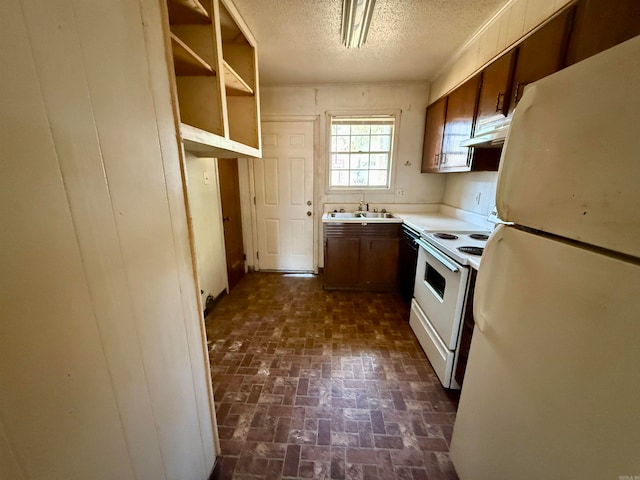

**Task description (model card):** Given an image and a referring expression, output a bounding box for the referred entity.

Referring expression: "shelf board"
[223,60,254,96]
[171,33,215,76]
[167,0,210,25]
[180,123,261,158]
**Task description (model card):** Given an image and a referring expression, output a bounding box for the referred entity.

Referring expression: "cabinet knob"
[306,211,312,216]
[307,200,312,206]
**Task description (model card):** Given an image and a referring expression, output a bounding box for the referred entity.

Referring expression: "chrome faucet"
[358,198,364,211]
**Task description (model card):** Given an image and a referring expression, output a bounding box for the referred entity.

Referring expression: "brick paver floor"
[207,272,459,480]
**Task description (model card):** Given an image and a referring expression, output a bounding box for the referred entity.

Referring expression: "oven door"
[413,239,470,349]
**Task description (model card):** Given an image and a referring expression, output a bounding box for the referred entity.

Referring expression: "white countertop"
[394,212,488,234]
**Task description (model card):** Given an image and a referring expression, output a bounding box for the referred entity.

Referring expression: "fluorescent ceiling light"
[341,0,376,48]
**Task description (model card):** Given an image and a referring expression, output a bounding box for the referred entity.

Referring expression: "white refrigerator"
[450,36,640,479]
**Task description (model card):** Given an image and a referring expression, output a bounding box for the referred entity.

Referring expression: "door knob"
[306,211,312,216]
[307,200,312,206]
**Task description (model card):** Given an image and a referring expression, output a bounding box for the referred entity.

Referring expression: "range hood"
[460,114,512,148]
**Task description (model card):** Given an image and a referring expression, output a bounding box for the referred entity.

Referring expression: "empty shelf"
[171,33,215,76]
[181,123,261,158]
[167,0,210,24]
[223,60,254,96]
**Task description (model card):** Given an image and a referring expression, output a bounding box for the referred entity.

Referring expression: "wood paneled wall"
[0,1,216,478]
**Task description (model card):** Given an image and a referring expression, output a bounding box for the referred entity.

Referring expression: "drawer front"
[410,300,455,388]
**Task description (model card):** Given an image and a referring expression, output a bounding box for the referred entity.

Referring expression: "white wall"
[257,83,446,268]
[261,83,445,209]
[0,1,216,479]
[432,0,572,216]
[185,154,228,302]
[443,172,499,216]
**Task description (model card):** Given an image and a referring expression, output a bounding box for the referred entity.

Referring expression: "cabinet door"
[440,75,480,171]
[509,7,574,114]
[477,51,516,122]
[359,237,399,288]
[565,0,640,67]
[421,97,447,173]
[324,236,360,287]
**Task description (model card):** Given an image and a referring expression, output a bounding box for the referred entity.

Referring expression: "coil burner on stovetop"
[458,246,484,256]
[469,233,490,241]
[433,233,459,240]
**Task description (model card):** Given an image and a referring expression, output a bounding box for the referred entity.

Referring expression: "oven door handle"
[415,238,460,273]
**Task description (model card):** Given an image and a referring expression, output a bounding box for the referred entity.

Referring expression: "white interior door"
[254,121,314,271]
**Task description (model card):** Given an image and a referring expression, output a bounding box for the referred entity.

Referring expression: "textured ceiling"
[232,0,508,86]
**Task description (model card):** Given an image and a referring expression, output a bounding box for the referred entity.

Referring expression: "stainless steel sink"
[322,211,401,223]
[359,212,397,219]
[326,212,362,219]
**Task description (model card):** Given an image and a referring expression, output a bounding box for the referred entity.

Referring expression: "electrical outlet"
[475,192,482,205]
[204,172,211,185]
[396,188,406,198]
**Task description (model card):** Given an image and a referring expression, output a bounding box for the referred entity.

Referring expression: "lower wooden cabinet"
[323,236,360,287]
[323,223,400,290]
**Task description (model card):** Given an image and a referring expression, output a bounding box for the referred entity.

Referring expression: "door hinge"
[253,196,256,205]
[256,251,259,260]
[242,253,246,261]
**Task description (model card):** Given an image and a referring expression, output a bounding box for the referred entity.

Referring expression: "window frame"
[325,110,401,192]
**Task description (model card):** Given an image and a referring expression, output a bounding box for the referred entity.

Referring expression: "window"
[329,114,397,189]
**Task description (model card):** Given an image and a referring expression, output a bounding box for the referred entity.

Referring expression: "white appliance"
[410,228,490,389]
[450,36,640,479]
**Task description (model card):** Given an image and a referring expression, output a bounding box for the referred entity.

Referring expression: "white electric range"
[422,231,490,266]
[409,224,491,389]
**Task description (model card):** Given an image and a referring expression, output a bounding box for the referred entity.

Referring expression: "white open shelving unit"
[165,0,261,158]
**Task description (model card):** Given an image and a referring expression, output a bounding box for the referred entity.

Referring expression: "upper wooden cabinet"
[421,76,480,173]
[565,0,640,67]
[164,0,261,158]
[421,6,575,173]
[476,50,516,123]
[508,7,574,114]
[440,75,481,172]
[421,97,447,173]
